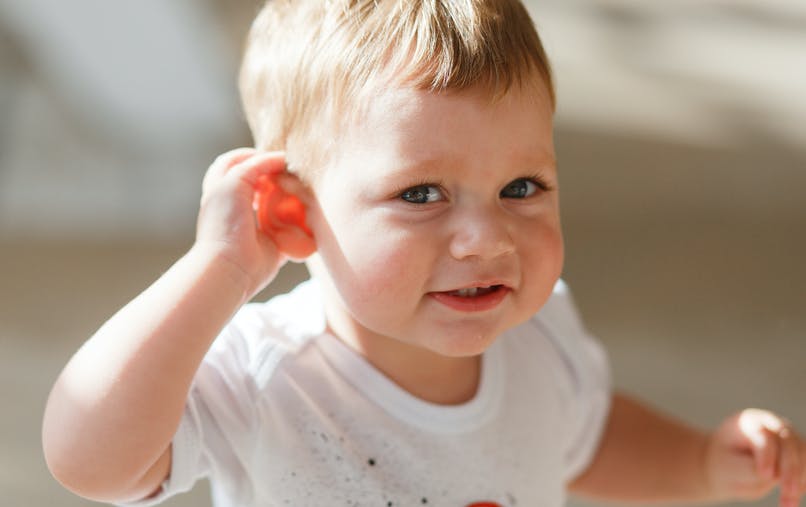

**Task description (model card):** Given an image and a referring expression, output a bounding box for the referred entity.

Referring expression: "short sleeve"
[534,280,612,482]
[117,400,207,506]
[118,320,263,506]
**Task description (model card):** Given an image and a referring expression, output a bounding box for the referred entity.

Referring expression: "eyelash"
[520,173,554,193]
[392,178,446,200]
[393,174,553,202]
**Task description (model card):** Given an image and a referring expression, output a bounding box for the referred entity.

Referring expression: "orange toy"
[253,173,312,237]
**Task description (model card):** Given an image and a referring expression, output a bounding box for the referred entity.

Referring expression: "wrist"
[186,243,255,306]
[698,430,721,502]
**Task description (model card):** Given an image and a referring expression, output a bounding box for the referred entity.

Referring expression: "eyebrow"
[387,151,556,178]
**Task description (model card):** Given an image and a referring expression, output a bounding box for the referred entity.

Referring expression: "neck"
[308,264,484,405]
[326,315,482,405]
[362,336,483,405]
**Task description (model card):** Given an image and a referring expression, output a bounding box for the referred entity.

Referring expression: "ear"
[253,170,316,260]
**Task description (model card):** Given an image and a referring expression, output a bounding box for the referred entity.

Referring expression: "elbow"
[42,403,151,503]
[41,421,118,502]
[42,436,161,504]
[42,385,100,499]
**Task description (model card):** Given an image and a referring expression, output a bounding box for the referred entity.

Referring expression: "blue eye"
[400,185,443,204]
[500,178,541,199]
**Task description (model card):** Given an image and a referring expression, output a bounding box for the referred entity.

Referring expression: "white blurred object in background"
[535,0,806,148]
[0,0,247,239]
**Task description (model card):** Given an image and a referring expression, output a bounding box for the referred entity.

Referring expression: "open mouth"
[446,285,503,298]
[430,284,510,312]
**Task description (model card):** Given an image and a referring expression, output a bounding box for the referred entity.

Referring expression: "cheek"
[539,223,564,274]
[316,209,432,314]
[346,231,412,296]
[519,219,565,299]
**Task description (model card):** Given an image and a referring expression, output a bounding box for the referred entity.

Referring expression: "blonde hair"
[239,0,555,179]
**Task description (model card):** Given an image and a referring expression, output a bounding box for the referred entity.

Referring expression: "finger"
[224,151,287,187]
[202,147,257,194]
[751,426,781,481]
[755,412,794,480]
[767,427,784,481]
[719,451,778,501]
[740,410,785,480]
[742,409,785,436]
[778,428,803,507]
[802,443,806,490]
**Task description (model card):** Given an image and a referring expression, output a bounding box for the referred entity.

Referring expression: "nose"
[448,208,516,261]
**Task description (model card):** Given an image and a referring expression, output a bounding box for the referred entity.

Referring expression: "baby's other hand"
[706,409,805,507]
[195,149,315,298]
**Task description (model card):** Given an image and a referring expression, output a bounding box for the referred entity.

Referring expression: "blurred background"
[1,0,804,506]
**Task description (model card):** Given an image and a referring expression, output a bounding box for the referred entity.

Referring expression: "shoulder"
[204,279,327,385]
[507,279,588,343]
[509,279,609,391]
[522,281,612,481]
[533,279,586,334]
[227,279,326,348]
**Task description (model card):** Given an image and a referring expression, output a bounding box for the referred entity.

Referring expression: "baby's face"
[305,82,562,361]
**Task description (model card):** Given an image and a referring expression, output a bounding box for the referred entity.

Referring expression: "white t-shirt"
[126,278,610,507]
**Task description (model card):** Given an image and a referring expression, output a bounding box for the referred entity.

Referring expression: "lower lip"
[428,287,510,312]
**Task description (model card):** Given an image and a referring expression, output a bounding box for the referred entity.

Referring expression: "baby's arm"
[570,392,806,506]
[41,150,314,503]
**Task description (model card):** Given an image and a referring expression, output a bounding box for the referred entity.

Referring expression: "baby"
[43,1,805,506]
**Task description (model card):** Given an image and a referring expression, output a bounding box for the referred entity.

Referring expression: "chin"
[430,329,501,358]
[434,310,532,356]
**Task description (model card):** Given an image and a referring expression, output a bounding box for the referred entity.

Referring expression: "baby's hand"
[195,149,315,298]
[706,409,805,507]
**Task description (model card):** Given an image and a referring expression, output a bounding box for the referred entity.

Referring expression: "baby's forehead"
[344,76,553,130]
[312,82,555,180]
[293,73,554,184]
